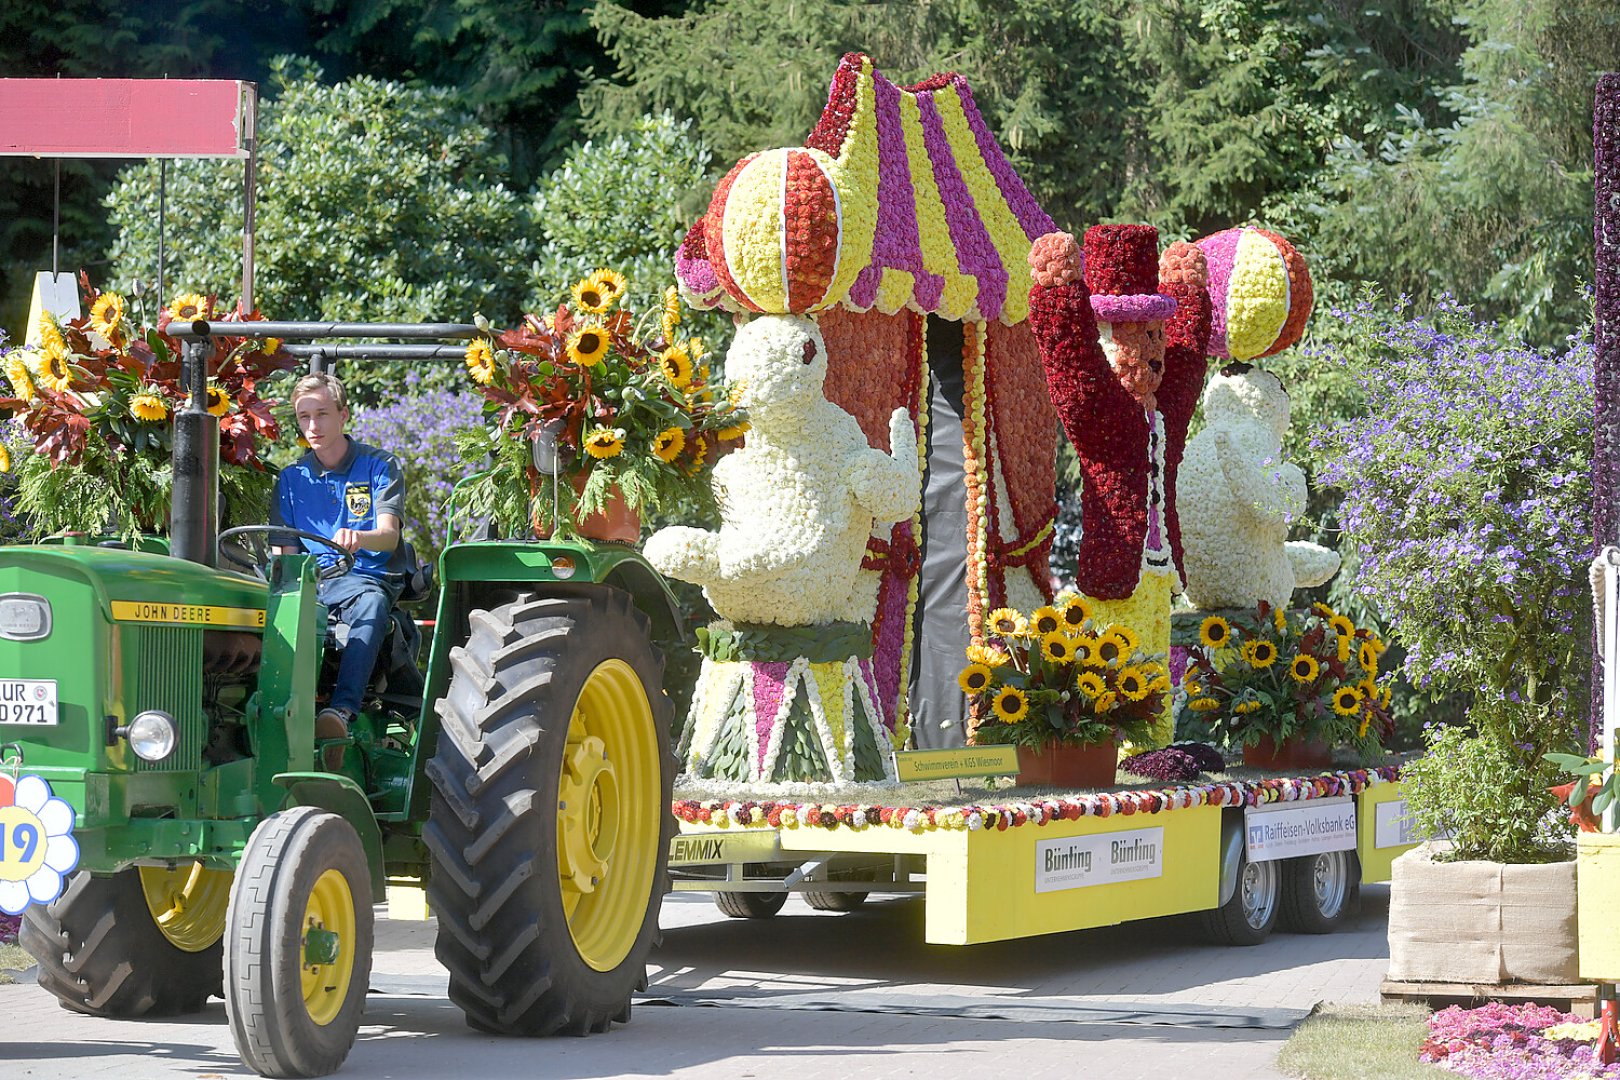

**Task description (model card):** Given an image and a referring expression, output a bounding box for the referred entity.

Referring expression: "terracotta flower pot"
[1242,733,1332,771]
[1015,737,1118,788]
[535,473,641,543]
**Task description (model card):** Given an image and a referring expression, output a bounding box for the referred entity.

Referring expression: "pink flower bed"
[1420,1003,1620,1079]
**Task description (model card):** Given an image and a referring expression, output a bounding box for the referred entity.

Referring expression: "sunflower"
[1234,699,1262,715]
[1058,594,1090,626]
[1336,634,1352,663]
[1074,671,1106,698]
[1098,628,1131,666]
[992,686,1029,723]
[1095,635,1123,667]
[90,291,126,338]
[661,285,682,339]
[39,348,72,391]
[1240,640,1278,669]
[571,275,613,314]
[37,313,66,354]
[1030,605,1063,635]
[1094,690,1118,713]
[1332,685,1362,716]
[1358,640,1379,675]
[1071,635,1099,667]
[1112,625,1141,656]
[966,643,1008,668]
[1328,614,1356,638]
[168,292,209,321]
[1117,666,1151,701]
[1199,615,1231,648]
[1189,697,1221,712]
[129,392,168,422]
[464,338,497,385]
[205,386,231,416]
[589,268,627,301]
[1360,677,1379,701]
[654,427,686,463]
[1273,606,1288,633]
[1040,632,1075,664]
[717,420,751,441]
[1311,602,1337,620]
[583,426,626,459]
[1358,716,1372,738]
[1290,655,1320,683]
[1380,685,1393,708]
[5,356,34,401]
[986,607,1027,637]
[567,325,610,367]
[658,346,694,389]
[958,663,994,695]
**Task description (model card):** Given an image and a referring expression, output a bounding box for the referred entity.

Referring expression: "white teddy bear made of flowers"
[644,314,921,626]
[1176,364,1340,610]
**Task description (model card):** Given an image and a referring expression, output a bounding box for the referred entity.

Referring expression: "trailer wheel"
[224,806,374,1079]
[22,866,224,1017]
[803,890,868,912]
[712,891,788,919]
[1279,850,1360,934]
[425,589,673,1036]
[1200,851,1280,946]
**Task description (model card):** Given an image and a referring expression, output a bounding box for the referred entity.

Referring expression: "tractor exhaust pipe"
[170,339,218,567]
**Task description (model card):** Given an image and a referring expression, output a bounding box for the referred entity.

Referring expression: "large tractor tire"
[224,807,374,1079]
[22,863,227,1017]
[425,589,674,1036]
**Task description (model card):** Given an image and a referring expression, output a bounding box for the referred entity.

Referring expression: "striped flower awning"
[675,53,1056,326]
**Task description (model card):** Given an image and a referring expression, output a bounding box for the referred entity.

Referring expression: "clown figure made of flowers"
[1025,225,1213,748]
[1176,363,1339,610]
[645,314,921,789]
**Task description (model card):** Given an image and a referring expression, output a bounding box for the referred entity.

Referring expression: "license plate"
[0,680,58,726]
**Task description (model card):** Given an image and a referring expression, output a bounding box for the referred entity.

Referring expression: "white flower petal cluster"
[1177,366,1340,610]
[645,314,921,626]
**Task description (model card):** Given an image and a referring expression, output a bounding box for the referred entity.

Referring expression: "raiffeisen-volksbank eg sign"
[1244,796,1357,863]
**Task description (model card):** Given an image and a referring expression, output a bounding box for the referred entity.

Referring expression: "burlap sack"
[1387,842,1578,984]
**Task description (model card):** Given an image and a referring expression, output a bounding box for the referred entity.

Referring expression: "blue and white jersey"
[271,438,406,579]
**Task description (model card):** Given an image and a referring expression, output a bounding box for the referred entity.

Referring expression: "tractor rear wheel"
[425,589,674,1036]
[224,807,374,1079]
[22,865,225,1017]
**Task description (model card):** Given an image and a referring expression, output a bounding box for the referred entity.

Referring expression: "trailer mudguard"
[273,771,387,895]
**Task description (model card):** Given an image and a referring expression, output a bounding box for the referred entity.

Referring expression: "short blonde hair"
[291,372,349,413]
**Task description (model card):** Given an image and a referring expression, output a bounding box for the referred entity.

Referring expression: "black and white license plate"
[0,680,58,726]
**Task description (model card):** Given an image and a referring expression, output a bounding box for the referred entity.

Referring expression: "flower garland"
[960,319,992,658]
[671,764,1401,834]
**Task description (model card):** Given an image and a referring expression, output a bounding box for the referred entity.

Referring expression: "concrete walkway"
[0,884,1394,1079]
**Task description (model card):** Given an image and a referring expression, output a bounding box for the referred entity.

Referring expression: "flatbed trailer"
[665,765,1416,945]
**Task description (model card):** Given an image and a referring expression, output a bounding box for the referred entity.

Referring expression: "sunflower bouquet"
[1,280,293,539]
[1182,600,1394,758]
[960,595,1168,750]
[454,271,747,539]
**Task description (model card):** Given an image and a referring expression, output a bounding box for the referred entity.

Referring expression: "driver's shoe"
[316,706,353,772]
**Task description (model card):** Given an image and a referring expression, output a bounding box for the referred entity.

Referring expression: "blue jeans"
[318,572,402,715]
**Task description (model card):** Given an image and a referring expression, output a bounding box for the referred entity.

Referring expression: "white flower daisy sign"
[0,773,78,914]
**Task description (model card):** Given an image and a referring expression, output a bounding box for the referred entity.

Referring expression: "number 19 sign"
[0,773,78,914]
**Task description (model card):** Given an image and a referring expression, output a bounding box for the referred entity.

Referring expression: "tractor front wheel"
[224,807,374,1079]
[425,589,673,1036]
[22,865,225,1017]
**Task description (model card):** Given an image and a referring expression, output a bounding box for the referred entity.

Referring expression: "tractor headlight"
[119,710,178,762]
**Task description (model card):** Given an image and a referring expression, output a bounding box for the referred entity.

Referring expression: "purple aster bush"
[1312,297,1589,860]
[349,372,486,568]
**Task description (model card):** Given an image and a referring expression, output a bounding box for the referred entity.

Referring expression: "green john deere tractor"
[2,321,679,1077]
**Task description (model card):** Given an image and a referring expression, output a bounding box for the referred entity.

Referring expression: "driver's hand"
[331,528,364,553]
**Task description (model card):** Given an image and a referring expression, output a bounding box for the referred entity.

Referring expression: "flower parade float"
[653,52,1418,945]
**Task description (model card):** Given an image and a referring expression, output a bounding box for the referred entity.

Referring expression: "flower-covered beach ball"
[702,147,846,315]
[0,773,78,914]
[1196,227,1313,360]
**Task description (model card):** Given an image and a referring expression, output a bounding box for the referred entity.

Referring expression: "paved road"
[0,885,1393,1079]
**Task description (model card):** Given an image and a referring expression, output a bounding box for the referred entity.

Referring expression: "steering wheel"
[218,525,357,582]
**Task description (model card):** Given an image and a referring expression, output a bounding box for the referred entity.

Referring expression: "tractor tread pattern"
[426,587,673,1037]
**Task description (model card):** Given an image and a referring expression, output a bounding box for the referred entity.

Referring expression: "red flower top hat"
[1084,224,1177,323]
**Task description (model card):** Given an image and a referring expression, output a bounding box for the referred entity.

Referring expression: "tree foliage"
[103,59,536,401]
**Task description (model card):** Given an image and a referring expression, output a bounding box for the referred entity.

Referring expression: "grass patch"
[0,941,31,985]
[1277,1003,1449,1079]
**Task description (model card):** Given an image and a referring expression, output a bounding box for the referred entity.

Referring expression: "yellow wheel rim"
[299,868,358,1027]
[556,658,660,972]
[139,863,232,953]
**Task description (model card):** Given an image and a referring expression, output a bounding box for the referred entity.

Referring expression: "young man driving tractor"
[271,373,408,765]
